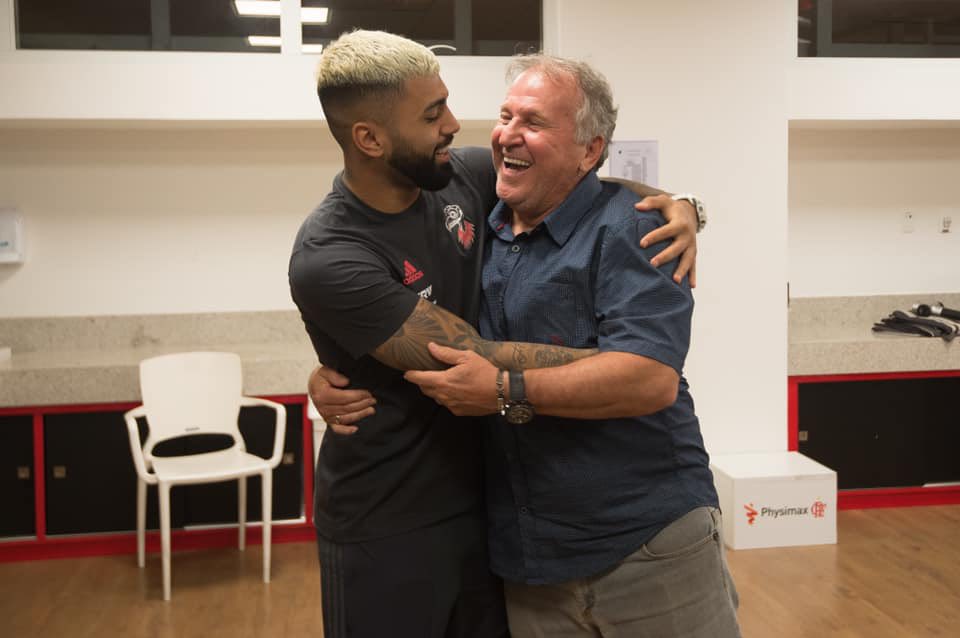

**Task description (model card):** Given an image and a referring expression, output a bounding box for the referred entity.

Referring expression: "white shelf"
[789,57,960,122]
[790,119,960,130]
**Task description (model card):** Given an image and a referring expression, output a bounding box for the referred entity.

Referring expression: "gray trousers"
[504,507,742,638]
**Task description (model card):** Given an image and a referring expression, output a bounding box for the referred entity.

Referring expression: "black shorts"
[317,511,509,638]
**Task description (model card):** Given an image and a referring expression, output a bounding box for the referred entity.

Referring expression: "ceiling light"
[247,35,282,47]
[235,1,330,24]
[235,1,281,17]
[300,7,330,24]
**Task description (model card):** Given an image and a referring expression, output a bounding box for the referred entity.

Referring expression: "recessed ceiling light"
[235,1,281,17]
[301,8,330,24]
[235,1,329,24]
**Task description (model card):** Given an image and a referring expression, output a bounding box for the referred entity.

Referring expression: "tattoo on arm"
[372,298,597,371]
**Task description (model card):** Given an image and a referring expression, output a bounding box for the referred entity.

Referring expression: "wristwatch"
[671,193,707,233]
[503,370,535,425]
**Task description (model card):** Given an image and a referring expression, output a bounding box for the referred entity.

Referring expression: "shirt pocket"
[508,281,593,347]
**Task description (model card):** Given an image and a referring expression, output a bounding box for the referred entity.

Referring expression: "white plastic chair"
[123,351,286,601]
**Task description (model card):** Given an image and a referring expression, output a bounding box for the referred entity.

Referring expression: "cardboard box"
[711,452,837,550]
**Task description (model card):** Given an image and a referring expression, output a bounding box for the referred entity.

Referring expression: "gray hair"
[506,55,618,167]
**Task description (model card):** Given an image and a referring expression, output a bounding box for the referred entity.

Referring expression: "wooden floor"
[2,506,958,638]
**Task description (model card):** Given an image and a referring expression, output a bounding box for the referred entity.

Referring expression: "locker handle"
[52,465,67,479]
[17,466,31,480]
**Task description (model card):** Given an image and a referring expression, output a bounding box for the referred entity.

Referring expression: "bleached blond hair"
[316,30,439,146]
[506,55,618,168]
[317,30,439,94]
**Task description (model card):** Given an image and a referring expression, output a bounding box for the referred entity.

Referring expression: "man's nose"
[443,111,461,136]
[498,120,521,147]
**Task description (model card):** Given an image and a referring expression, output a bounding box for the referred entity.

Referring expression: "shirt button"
[511,244,521,253]
[519,506,529,515]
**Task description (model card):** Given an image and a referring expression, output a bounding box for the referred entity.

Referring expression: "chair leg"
[261,470,272,584]
[137,478,146,568]
[238,476,247,551]
[159,482,172,602]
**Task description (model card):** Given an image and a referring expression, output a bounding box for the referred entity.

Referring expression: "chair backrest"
[139,351,243,456]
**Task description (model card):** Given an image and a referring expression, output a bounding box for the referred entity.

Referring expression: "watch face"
[505,403,535,425]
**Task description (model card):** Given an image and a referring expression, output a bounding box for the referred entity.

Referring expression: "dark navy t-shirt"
[289,147,497,542]
[480,172,719,585]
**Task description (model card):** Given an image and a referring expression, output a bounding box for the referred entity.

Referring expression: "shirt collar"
[487,172,603,246]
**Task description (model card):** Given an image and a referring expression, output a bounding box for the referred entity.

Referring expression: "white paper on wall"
[607,140,658,188]
[0,208,24,264]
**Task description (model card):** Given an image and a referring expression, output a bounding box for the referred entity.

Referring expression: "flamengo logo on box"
[743,500,828,526]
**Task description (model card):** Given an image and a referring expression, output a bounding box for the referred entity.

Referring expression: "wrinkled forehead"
[503,68,580,118]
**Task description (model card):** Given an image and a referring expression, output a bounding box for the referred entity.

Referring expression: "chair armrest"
[240,396,287,469]
[123,405,156,483]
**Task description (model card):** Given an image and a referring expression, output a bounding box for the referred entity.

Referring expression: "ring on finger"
[333,415,341,425]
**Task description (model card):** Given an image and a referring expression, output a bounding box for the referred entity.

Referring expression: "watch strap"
[508,370,526,403]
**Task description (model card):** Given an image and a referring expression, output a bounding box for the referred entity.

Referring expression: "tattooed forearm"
[532,347,584,368]
[372,298,596,372]
[512,343,528,369]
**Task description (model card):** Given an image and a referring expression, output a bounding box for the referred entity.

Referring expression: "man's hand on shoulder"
[635,194,698,287]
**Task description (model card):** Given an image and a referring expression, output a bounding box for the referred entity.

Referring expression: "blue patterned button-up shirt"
[479,172,718,585]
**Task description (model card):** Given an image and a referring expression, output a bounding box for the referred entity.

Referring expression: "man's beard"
[388,138,455,191]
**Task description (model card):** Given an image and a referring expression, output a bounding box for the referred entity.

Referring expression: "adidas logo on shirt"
[403,260,424,286]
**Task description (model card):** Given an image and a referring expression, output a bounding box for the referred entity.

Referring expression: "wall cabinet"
[790,371,960,507]
[0,396,313,561]
[0,416,35,538]
[43,404,304,535]
[44,410,168,535]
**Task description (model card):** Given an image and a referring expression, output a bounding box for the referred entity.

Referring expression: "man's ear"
[352,121,387,159]
[579,136,605,174]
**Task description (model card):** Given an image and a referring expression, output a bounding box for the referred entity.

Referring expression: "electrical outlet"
[902,211,914,234]
[942,216,952,234]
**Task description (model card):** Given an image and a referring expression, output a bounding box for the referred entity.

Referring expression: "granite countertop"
[0,312,318,408]
[789,293,960,376]
[4,298,959,406]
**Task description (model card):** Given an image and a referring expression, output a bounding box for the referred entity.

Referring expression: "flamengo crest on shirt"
[443,204,475,251]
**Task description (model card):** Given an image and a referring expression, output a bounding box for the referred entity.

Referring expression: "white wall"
[0,0,793,454]
[789,125,960,297]
[554,0,792,453]
[0,123,493,317]
[0,51,506,122]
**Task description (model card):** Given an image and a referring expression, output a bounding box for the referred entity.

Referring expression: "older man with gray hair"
[406,55,742,637]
